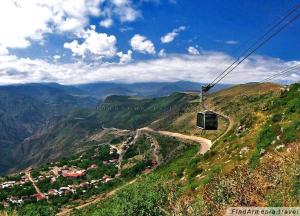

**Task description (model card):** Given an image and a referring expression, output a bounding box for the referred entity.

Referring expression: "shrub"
[203,150,216,160]
[240,114,256,128]
[110,137,121,144]
[292,175,300,202]
[176,168,185,178]
[18,204,56,216]
[271,114,282,123]
[249,151,260,169]
[121,160,152,178]
[123,144,139,160]
[188,167,203,178]
[282,121,300,143]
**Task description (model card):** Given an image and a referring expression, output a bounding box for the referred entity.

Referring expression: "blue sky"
[0,0,299,85]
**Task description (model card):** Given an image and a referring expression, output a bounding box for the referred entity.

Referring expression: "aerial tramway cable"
[209,11,300,88]
[205,3,300,92]
[197,3,300,130]
[209,3,300,87]
[260,63,300,83]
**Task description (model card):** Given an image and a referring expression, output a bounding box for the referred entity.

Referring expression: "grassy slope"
[73,83,300,215]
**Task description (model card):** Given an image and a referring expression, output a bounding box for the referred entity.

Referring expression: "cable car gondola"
[197,85,218,130]
[197,110,218,130]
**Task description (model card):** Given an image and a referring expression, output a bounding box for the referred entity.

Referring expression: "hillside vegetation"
[0,82,229,175]
[73,83,300,216]
[0,81,215,175]
[1,82,299,216]
[16,92,203,173]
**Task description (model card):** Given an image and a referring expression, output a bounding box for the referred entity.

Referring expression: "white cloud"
[130,34,156,54]
[100,18,113,28]
[0,0,102,49]
[158,49,166,57]
[0,0,141,48]
[117,50,132,64]
[64,41,86,57]
[0,45,9,56]
[111,0,140,22]
[187,46,200,55]
[225,40,239,45]
[291,73,300,78]
[115,6,140,22]
[64,26,117,58]
[112,0,129,7]
[96,0,140,28]
[53,55,61,60]
[0,51,299,85]
[161,26,186,44]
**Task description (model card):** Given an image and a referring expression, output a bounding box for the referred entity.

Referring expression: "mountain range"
[0,81,230,174]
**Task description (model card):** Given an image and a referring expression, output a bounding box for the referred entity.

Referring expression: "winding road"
[57,114,233,216]
[139,127,212,154]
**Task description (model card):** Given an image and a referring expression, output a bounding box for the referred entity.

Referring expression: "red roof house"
[62,171,86,178]
[34,194,45,201]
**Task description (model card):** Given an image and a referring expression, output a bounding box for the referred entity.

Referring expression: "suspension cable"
[203,3,300,92]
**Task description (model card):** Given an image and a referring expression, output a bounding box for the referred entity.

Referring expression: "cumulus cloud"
[0,0,102,49]
[0,0,141,49]
[100,18,113,28]
[98,0,140,27]
[187,46,200,55]
[117,50,133,64]
[0,51,299,85]
[161,26,186,44]
[114,5,140,22]
[130,34,156,54]
[64,26,117,58]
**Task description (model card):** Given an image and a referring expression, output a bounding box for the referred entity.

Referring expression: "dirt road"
[140,127,212,154]
[25,170,44,196]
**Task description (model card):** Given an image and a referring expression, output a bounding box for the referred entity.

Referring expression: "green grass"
[249,123,277,168]
[156,135,184,159]
[4,83,300,216]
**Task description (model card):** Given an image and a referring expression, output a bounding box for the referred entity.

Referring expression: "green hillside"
[73,83,300,216]
[1,83,299,216]
[16,92,200,173]
[96,92,197,129]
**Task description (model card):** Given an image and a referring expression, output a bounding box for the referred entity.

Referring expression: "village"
[0,132,157,210]
[0,148,118,208]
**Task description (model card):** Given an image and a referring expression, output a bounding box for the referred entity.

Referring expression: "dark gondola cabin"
[197,110,218,130]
